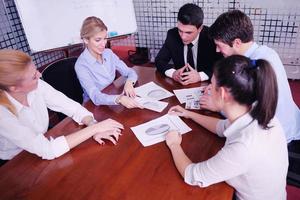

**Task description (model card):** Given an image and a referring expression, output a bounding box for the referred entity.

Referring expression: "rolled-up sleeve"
[48,136,69,157]
[184,141,249,187]
[0,112,70,160]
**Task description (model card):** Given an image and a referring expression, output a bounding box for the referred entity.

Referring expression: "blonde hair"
[0,49,32,115]
[80,16,107,39]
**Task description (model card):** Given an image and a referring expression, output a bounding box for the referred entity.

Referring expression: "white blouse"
[0,79,93,160]
[184,113,288,200]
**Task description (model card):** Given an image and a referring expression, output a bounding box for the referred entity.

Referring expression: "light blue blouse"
[75,48,138,105]
[245,42,300,142]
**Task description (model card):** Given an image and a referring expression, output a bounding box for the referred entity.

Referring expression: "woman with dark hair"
[165,55,288,200]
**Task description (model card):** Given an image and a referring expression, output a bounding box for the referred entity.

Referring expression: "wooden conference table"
[0,66,233,200]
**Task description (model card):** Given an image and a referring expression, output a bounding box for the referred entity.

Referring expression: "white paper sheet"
[131,114,192,147]
[135,81,174,101]
[135,97,168,112]
[173,86,205,104]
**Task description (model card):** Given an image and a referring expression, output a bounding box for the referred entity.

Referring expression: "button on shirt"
[184,113,288,200]
[75,48,138,105]
[0,79,93,160]
[244,42,300,142]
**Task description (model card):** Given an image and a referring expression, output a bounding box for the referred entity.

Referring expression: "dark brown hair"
[213,55,278,129]
[209,10,254,46]
[177,3,204,29]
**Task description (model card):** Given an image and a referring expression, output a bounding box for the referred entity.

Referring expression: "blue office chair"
[42,57,83,121]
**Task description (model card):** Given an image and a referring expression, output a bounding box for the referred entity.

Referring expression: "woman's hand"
[93,129,122,145]
[199,84,218,112]
[165,130,182,148]
[168,105,191,119]
[91,118,124,133]
[66,118,123,149]
[203,84,211,95]
[124,80,136,97]
[119,95,143,109]
[91,118,123,145]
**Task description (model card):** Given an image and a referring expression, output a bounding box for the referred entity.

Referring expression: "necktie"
[187,43,195,69]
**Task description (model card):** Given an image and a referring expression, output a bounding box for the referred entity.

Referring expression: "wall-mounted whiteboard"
[14,0,137,52]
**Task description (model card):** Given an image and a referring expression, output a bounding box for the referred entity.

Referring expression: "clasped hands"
[172,64,200,85]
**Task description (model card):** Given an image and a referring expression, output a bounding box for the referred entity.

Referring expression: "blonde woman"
[0,49,123,165]
[75,16,141,108]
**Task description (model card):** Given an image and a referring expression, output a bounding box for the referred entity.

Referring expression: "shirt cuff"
[100,94,119,105]
[165,68,176,78]
[127,79,136,86]
[113,95,121,105]
[49,136,70,159]
[199,72,209,81]
[72,105,94,125]
[184,163,205,187]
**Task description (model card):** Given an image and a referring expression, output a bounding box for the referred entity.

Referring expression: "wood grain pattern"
[0,66,233,200]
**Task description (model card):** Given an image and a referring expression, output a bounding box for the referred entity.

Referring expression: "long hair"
[0,49,32,115]
[213,55,278,129]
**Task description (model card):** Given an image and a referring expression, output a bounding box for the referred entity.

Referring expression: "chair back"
[42,57,83,122]
[42,57,83,104]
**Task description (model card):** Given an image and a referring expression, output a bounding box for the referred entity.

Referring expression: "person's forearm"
[65,126,96,149]
[169,144,192,178]
[90,91,118,106]
[188,112,220,134]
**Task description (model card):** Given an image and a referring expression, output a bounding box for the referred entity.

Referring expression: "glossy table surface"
[0,66,233,200]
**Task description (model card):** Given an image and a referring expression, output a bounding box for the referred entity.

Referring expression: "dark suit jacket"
[155,26,222,78]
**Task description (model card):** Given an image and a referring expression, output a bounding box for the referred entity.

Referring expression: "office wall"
[0,0,64,67]
[133,0,300,78]
[0,0,299,78]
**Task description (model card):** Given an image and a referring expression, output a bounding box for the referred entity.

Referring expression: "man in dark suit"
[155,3,222,85]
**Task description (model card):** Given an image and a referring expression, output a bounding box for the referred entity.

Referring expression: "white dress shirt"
[244,42,300,143]
[185,113,288,200]
[0,79,93,160]
[165,33,209,81]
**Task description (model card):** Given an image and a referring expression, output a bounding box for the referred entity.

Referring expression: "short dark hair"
[177,3,204,29]
[209,10,254,46]
[213,55,278,129]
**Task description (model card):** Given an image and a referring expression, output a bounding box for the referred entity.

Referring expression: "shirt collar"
[223,113,254,137]
[5,91,25,113]
[4,79,41,113]
[83,48,98,65]
[191,33,200,46]
[244,42,259,57]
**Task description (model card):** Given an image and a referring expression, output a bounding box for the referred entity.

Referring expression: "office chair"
[42,57,84,121]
